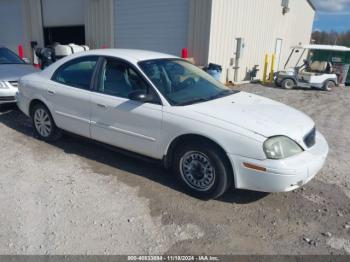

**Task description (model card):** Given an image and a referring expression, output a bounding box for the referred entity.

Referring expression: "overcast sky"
[312,0,350,31]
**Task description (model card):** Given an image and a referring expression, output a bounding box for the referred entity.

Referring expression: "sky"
[312,0,350,32]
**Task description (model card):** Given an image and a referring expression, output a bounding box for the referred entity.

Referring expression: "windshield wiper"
[204,90,235,100]
[177,97,211,106]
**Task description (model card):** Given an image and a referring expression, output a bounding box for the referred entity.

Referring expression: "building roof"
[307,0,316,10]
[291,44,350,52]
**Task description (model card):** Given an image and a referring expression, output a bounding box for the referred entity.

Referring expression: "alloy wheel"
[34,108,52,138]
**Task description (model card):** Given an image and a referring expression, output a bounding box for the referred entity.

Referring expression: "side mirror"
[22,58,31,64]
[128,90,154,103]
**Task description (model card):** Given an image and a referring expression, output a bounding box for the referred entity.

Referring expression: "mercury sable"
[16,49,329,199]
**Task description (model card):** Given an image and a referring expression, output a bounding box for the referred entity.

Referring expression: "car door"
[90,57,163,159]
[48,56,99,137]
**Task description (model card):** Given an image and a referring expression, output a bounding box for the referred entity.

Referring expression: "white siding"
[114,0,190,56]
[208,0,315,82]
[0,0,25,53]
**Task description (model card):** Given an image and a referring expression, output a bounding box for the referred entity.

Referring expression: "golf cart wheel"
[281,79,295,89]
[274,79,281,87]
[323,80,335,91]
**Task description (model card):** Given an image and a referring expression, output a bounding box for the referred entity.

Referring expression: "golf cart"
[275,45,350,91]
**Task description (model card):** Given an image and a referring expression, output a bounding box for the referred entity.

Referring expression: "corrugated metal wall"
[85,0,114,49]
[0,0,26,53]
[23,0,44,60]
[207,0,315,82]
[187,0,212,66]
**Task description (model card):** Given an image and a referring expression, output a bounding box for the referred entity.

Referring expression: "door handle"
[47,90,55,95]
[97,103,107,108]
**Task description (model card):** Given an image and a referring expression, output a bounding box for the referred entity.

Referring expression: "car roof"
[40,48,180,79]
[72,48,178,62]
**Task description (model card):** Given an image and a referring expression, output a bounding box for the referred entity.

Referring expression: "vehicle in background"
[16,49,328,199]
[36,43,90,70]
[0,46,38,108]
[275,45,350,91]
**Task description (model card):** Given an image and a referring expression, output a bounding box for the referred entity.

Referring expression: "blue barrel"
[205,63,222,80]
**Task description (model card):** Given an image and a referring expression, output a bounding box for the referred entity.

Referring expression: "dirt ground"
[0,83,349,255]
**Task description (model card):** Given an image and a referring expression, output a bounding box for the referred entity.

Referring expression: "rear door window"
[52,56,99,90]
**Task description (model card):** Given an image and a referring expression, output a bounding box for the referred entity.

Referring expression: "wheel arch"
[322,78,337,86]
[163,133,235,185]
[29,99,51,118]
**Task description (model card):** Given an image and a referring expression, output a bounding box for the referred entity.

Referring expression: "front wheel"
[32,103,61,142]
[281,78,295,89]
[173,142,233,199]
[322,80,335,91]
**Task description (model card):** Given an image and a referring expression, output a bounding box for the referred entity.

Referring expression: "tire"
[281,78,295,89]
[31,103,61,142]
[173,141,233,199]
[322,80,335,91]
[274,78,282,87]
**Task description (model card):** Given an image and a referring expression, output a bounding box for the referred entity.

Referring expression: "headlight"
[263,136,303,159]
[0,81,10,89]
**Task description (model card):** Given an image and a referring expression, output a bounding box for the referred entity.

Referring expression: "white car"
[16,49,329,199]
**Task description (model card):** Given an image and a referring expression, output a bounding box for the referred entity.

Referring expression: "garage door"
[0,0,25,53]
[114,0,189,56]
[42,0,86,46]
[42,0,85,27]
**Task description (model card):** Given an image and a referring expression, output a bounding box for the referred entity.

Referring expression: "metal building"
[0,0,315,82]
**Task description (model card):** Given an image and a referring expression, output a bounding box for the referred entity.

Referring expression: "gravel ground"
[0,83,349,255]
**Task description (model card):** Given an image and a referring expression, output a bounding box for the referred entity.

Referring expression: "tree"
[312,31,350,47]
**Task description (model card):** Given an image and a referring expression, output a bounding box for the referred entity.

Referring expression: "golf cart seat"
[300,61,333,77]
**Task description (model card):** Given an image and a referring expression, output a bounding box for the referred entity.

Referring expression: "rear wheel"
[31,103,61,141]
[281,78,295,89]
[322,80,335,91]
[173,142,233,199]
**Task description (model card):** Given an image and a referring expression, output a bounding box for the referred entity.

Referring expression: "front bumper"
[228,131,329,192]
[0,88,17,105]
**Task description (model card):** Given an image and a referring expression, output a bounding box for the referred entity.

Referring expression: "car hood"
[0,64,38,81]
[188,91,314,143]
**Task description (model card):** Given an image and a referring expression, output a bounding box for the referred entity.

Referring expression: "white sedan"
[16,49,329,199]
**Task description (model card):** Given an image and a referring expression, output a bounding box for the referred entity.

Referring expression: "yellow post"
[262,53,269,83]
[269,54,276,83]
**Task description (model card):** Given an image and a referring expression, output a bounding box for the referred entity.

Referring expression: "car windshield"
[0,47,24,65]
[139,59,239,106]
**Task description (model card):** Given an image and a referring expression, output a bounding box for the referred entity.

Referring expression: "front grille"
[8,81,18,88]
[304,127,316,148]
[0,96,16,102]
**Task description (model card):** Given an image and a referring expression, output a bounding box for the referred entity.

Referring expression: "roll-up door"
[114,0,189,56]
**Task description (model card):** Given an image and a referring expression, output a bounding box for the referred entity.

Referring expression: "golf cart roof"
[291,44,350,52]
